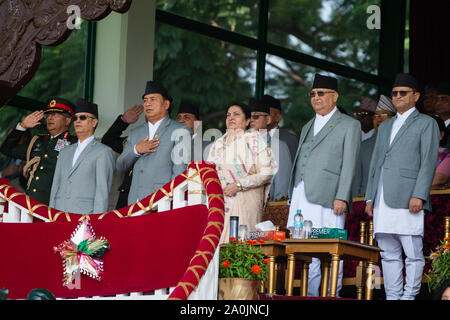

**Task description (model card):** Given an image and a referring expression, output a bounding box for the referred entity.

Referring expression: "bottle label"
[294,221,303,228]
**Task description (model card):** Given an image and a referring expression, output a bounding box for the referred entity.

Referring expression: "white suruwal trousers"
[373,169,425,300]
[288,181,346,297]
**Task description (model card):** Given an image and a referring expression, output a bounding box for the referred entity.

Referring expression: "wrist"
[120,115,130,124]
[236,181,243,191]
[17,122,27,130]
[133,144,142,156]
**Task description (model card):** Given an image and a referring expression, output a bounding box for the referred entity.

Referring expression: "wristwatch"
[236,182,243,191]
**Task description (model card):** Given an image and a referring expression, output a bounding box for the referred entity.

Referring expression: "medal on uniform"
[54,132,71,151]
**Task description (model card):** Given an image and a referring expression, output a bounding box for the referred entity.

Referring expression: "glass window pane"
[264,54,379,133]
[18,20,88,103]
[268,0,380,75]
[154,22,256,131]
[157,0,259,38]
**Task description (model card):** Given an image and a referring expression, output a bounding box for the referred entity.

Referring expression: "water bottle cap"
[296,209,301,213]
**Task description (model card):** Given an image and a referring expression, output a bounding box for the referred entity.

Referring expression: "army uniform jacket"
[0,129,76,205]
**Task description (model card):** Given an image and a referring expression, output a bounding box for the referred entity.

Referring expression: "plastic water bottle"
[293,209,304,239]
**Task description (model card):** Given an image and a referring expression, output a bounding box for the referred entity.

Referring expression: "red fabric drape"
[0,204,208,299]
[0,162,225,300]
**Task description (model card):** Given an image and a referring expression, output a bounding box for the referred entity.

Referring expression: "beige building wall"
[94,0,155,138]
[93,0,156,209]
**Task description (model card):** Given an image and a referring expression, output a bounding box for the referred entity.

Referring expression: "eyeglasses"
[251,114,268,120]
[71,115,96,121]
[309,91,335,98]
[391,90,414,97]
[374,114,393,118]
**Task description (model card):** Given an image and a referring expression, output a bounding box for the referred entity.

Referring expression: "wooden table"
[258,241,312,295]
[283,239,382,299]
[258,241,286,294]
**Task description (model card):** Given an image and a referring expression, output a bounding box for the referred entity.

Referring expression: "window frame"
[155,0,406,99]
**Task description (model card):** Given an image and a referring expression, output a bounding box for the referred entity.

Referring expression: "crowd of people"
[1,72,449,300]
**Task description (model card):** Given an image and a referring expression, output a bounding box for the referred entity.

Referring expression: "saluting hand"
[135,136,159,155]
[122,104,144,124]
[20,110,44,129]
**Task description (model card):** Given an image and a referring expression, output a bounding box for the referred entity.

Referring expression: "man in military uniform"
[0,98,76,205]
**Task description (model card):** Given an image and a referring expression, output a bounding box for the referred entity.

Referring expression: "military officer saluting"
[0,98,76,205]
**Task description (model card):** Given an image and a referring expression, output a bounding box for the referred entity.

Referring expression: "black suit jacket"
[278,127,299,162]
[101,115,129,153]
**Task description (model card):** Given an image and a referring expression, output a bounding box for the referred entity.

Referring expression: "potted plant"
[218,238,269,300]
[425,237,450,295]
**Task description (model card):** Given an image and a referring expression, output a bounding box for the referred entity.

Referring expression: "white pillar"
[93,0,156,210]
[93,0,156,138]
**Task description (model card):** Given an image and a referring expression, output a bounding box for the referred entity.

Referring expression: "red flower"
[222,260,230,268]
[229,237,236,242]
[251,265,261,274]
[263,258,270,264]
[258,239,265,244]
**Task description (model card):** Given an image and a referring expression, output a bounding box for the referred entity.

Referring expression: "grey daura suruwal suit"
[116,116,191,205]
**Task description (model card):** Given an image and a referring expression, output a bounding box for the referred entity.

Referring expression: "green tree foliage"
[155,0,380,133]
[154,21,255,131]
[19,21,87,103]
[1,1,382,140]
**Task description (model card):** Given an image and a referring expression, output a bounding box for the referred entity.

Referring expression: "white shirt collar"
[362,128,375,142]
[147,117,165,140]
[315,106,338,121]
[148,117,165,129]
[51,132,64,140]
[269,127,277,138]
[314,106,337,136]
[445,118,450,127]
[72,135,95,167]
[395,107,416,122]
[77,135,95,147]
[389,107,416,145]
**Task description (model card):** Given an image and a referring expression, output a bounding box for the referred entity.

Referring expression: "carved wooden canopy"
[0,0,132,108]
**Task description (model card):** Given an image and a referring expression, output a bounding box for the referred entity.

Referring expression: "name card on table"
[310,228,348,240]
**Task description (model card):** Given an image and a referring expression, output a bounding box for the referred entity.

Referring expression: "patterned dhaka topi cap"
[376,94,396,113]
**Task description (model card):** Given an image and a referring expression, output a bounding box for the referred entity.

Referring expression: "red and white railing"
[0,162,225,300]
